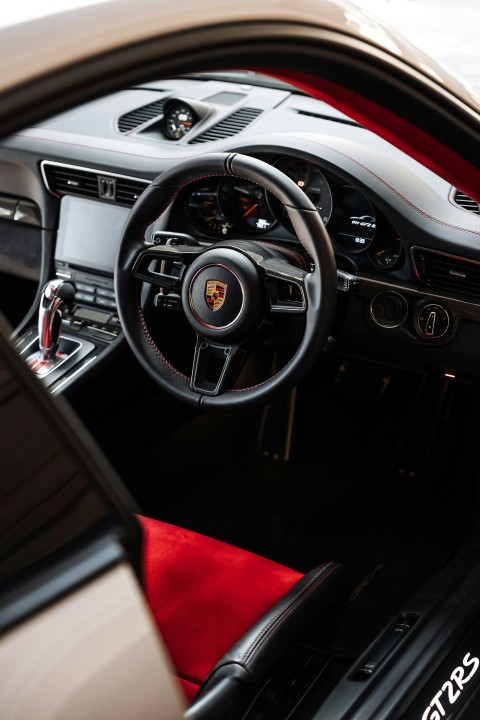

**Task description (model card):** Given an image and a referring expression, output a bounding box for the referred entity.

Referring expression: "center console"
[16,195,130,394]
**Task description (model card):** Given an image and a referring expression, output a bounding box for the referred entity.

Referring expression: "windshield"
[354,0,479,91]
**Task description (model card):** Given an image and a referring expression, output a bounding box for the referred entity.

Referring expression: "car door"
[0,310,185,720]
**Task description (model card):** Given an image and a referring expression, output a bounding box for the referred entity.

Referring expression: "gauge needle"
[243,202,258,218]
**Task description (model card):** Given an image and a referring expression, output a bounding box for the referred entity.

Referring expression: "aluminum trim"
[51,355,97,394]
[22,335,83,378]
[369,290,408,329]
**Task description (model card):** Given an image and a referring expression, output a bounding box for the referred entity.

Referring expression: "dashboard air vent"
[189,107,262,143]
[44,165,99,199]
[42,162,150,208]
[115,177,150,206]
[412,247,480,298]
[452,189,480,214]
[296,110,359,127]
[117,99,167,133]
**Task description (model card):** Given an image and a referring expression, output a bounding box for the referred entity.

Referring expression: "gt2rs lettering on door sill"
[421,653,479,719]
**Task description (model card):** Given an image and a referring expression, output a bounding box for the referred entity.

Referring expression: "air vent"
[189,107,262,144]
[41,162,150,208]
[45,165,98,199]
[115,177,149,206]
[296,110,359,127]
[117,99,167,133]
[412,247,480,298]
[452,189,480,215]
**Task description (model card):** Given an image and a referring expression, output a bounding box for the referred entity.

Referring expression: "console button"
[76,292,95,303]
[97,287,115,298]
[76,282,96,293]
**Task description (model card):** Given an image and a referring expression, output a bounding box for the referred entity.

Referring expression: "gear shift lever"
[38,278,76,361]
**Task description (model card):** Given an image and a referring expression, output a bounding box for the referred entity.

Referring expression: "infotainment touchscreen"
[55,195,131,274]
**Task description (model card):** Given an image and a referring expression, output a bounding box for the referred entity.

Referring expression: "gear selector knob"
[38,278,75,361]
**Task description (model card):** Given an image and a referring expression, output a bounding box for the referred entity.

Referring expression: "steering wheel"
[115,152,337,409]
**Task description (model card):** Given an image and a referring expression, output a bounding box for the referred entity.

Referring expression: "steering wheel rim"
[115,152,337,409]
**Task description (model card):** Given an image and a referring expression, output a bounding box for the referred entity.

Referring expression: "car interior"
[1,13,480,717]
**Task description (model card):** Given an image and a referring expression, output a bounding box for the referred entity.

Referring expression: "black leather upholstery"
[185,561,350,720]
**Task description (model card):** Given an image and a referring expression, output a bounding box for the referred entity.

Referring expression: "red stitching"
[241,562,339,667]
[308,142,480,238]
[255,240,309,269]
[133,270,303,394]
[135,282,189,380]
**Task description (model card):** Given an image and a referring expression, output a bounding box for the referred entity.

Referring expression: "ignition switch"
[416,303,450,339]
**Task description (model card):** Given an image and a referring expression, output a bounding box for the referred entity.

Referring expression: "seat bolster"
[183,672,244,720]
[189,561,350,715]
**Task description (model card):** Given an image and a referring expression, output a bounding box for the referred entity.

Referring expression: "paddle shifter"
[38,278,75,361]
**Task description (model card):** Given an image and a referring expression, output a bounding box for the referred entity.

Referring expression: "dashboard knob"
[370,291,408,328]
[416,303,450,339]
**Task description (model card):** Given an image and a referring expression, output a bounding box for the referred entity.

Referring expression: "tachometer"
[219,178,277,233]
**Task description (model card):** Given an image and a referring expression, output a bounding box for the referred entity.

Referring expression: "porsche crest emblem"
[205,280,227,311]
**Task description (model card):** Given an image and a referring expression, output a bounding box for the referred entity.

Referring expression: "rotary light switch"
[416,303,450,339]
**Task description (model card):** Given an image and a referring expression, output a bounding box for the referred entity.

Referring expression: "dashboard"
[1,71,480,389]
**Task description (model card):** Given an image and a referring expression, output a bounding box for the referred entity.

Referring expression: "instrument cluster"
[184,155,403,271]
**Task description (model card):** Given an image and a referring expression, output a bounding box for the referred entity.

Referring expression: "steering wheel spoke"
[132,244,204,289]
[191,338,246,396]
[263,261,308,315]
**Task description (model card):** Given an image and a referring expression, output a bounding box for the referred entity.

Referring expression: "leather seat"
[138,515,350,719]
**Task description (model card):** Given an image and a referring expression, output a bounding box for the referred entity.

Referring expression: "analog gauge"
[219,178,277,233]
[269,157,333,231]
[163,103,195,140]
[370,234,403,269]
[331,186,376,254]
[186,183,233,235]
